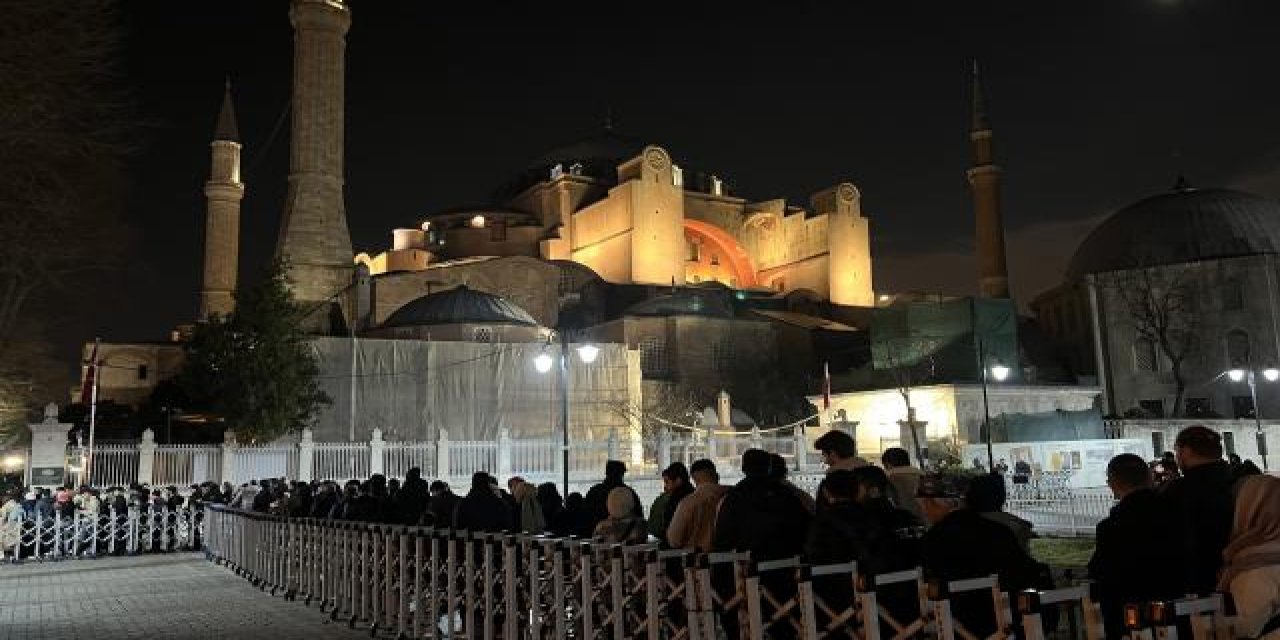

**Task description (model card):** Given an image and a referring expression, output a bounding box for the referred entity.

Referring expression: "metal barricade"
[928,575,1015,640]
[207,505,1145,640]
[1140,595,1235,640]
[5,506,204,563]
[1017,584,1104,640]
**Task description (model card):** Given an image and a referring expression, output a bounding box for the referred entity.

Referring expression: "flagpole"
[822,361,832,430]
[85,340,100,487]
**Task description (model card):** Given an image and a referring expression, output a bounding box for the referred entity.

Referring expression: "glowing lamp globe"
[990,364,1011,382]
[1265,368,1280,382]
[1229,369,1247,382]
[576,344,600,364]
[534,353,554,373]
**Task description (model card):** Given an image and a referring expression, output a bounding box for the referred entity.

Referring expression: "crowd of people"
[4,425,1280,637]
[1088,426,1279,638]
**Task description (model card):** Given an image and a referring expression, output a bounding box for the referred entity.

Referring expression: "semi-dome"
[1067,181,1280,279]
[624,288,735,319]
[382,285,538,328]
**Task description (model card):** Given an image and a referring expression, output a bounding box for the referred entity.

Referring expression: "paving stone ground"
[0,553,370,640]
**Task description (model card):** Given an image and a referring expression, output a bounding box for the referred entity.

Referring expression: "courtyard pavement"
[0,553,369,639]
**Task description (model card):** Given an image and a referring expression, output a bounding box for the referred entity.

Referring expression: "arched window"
[1132,338,1158,372]
[1223,278,1245,311]
[639,337,669,377]
[1227,329,1251,367]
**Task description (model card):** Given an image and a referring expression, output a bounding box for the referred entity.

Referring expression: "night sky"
[76,0,1280,364]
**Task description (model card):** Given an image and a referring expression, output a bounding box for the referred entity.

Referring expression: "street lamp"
[535,333,599,495]
[978,338,1010,472]
[1226,366,1278,471]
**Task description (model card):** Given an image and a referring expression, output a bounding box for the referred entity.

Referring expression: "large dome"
[382,285,538,328]
[1067,182,1280,278]
[492,129,644,201]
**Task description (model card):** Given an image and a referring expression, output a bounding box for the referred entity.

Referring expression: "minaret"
[276,0,353,307]
[199,79,245,320]
[967,61,1011,299]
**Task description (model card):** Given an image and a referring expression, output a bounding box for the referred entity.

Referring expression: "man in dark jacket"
[395,467,430,526]
[714,449,812,640]
[426,481,460,527]
[919,473,1046,638]
[714,449,812,558]
[583,460,642,529]
[1161,425,1235,595]
[452,473,512,532]
[1089,453,1184,638]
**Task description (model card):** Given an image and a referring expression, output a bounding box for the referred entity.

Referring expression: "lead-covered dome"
[1067,181,1280,279]
[382,285,538,328]
[492,129,644,201]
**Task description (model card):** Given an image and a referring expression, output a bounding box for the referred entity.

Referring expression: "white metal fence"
[26,426,1116,537]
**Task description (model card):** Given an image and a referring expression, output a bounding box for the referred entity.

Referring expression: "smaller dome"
[1068,183,1280,278]
[383,285,538,328]
[625,289,734,319]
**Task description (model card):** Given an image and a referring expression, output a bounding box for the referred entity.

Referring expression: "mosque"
[84,0,1063,452]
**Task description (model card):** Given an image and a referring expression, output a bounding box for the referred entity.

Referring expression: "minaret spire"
[970,60,990,133]
[967,59,1010,299]
[200,78,246,320]
[215,76,239,142]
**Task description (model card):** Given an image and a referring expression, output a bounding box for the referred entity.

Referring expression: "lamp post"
[978,338,1011,472]
[1227,366,1279,471]
[535,333,599,496]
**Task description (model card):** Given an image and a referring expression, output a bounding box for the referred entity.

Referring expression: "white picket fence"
[34,425,1112,536]
[52,425,815,492]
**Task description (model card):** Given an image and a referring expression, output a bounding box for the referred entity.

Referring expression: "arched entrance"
[682,220,757,288]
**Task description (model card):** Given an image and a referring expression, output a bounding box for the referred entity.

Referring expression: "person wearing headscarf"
[1219,474,1280,639]
[512,480,546,533]
[592,487,647,544]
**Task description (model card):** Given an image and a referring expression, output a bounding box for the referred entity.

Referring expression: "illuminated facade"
[358,135,874,308]
[816,384,1100,460]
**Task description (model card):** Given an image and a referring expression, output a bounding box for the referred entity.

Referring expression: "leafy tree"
[177,259,330,442]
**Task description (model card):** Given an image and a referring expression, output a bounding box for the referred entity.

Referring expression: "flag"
[822,361,831,410]
[79,340,100,405]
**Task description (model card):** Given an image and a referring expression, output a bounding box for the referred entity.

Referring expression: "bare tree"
[879,336,939,466]
[0,1,133,355]
[605,381,708,441]
[1102,265,1199,417]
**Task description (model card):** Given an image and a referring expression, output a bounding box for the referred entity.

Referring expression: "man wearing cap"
[918,472,1044,637]
[1161,425,1235,595]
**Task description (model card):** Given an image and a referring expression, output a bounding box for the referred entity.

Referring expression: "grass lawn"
[1031,537,1096,570]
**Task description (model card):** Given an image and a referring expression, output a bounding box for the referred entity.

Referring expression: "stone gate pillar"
[27,403,73,489]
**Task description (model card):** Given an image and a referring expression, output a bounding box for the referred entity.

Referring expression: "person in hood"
[584,460,642,530]
[592,487,647,544]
